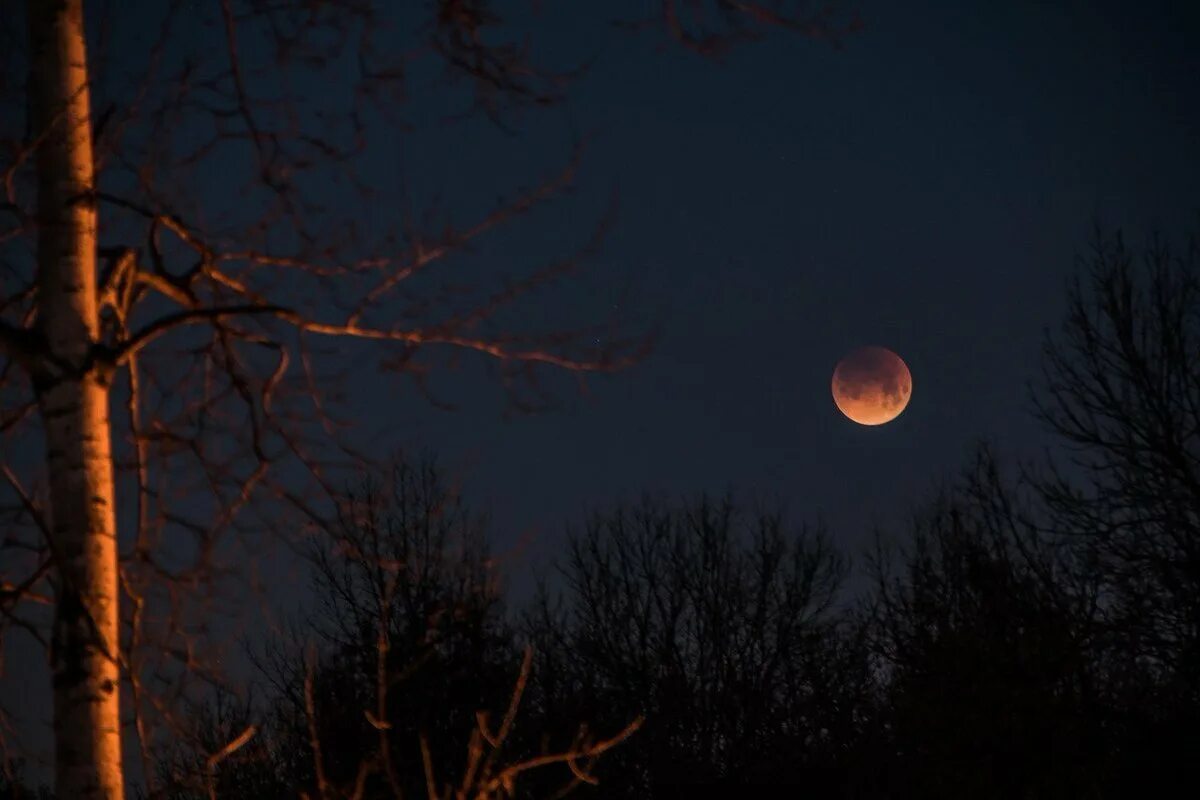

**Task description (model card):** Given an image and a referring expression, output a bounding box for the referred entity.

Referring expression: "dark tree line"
[11,226,1200,797]
[523,496,861,795]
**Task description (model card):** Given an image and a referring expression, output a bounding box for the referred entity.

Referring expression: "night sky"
[4,0,1200,778]
[341,0,1200,592]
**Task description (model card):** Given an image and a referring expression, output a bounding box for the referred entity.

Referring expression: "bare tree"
[523,495,853,795]
[865,447,1106,797]
[1032,227,1200,693]
[0,1,853,795]
[1025,227,1200,792]
[152,455,640,800]
[248,457,520,799]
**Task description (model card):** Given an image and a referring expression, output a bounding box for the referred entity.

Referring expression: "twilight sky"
[5,1,1199,780]
[333,0,1200,591]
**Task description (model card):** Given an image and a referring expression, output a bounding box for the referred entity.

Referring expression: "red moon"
[831,346,913,426]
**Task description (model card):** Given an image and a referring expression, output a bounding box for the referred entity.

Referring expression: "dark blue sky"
[340,0,1200,591]
[5,0,1199,782]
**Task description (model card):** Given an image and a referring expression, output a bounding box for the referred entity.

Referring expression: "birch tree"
[0,2,853,797]
[11,3,121,797]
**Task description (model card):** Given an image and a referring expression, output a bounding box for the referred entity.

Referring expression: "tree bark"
[28,1,124,797]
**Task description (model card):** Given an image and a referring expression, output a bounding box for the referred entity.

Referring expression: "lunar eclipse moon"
[832,346,913,426]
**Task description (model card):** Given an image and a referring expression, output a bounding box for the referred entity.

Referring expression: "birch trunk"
[28,1,124,797]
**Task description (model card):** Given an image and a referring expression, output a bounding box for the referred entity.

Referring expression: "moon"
[831,346,913,426]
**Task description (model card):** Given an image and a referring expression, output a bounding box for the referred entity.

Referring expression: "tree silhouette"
[1031,227,1200,794]
[864,447,1108,798]
[151,455,639,799]
[522,495,861,796]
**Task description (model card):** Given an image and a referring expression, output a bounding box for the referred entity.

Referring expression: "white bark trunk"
[28,1,124,797]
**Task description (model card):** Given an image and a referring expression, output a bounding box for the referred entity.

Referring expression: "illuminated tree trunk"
[28,1,124,797]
